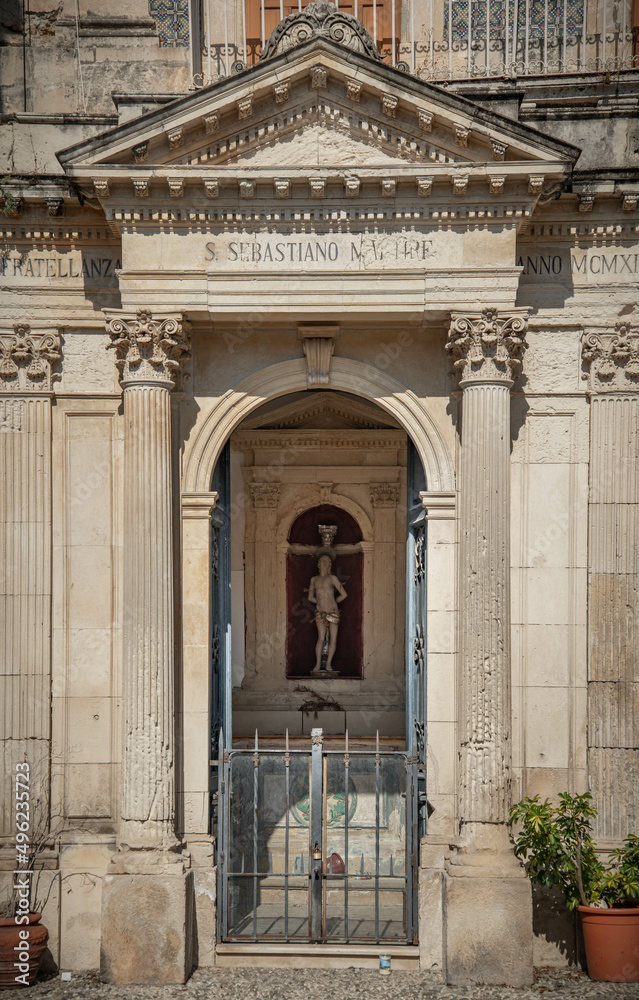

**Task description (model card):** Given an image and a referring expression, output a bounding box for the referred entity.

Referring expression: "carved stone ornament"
[275,178,290,199]
[250,482,281,508]
[370,483,399,508]
[204,179,219,198]
[310,65,328,89]
[417,110,433,132]
[622,194,638,212]
[310,177,326,198]
[299,323,339,387]
[492,139,507,161]
[168,178,184,199]
[106,310,190,388]
[489,175,506,196]
[455,125,470,147]
[259,0,382,63]
[93,178,110,198]
[132,141,149,164]
[239,180,256,200]
[579,192,595,213]
[46,198,63,217]
[167,127,183,149]
[0,324,61,393]
[345,176,360,198]
[528,174,544,195]
[382,94,398,118]
[582,324,639,393]
[204,112,220,134]
[346,78,361,102]
[133,178,149,198]
[238,96,253,120]
[447,309,529,386]
[274,81,290,103]
[381,178,396,197]
[452,174,468,196]
[417,176,433,197]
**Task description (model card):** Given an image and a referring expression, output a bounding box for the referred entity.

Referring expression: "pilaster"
[582,324,639,841]
[101,309,194,985]
[0,323,61,836]
[442,308,532,987]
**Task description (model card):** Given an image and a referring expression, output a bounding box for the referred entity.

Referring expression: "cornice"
[234,429,406,449]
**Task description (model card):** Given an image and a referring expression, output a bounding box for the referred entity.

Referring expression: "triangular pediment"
[241,391,401,430]
[58,35,578,217]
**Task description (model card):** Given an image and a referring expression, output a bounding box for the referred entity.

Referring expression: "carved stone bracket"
[298,323,339,386]
[447,309,529,387]
[0,324,62,393]
[250,482,281,508]
[106,309,190,388]
[370,483,399,508]
[582,323,639,393]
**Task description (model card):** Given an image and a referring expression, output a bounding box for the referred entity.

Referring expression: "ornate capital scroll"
[447,308,528,387]
[582,323,639,394]
[259,0,383,63]
[0,324,61,393]
[106,310,190,388]
[370,483,399,508]
[250,482,281,508]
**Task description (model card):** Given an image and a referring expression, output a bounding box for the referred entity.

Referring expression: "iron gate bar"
[310,728,323,942]
[375,730,380,942]
[252,730,259,941]
[344,731,349,941]
[284,729,290,941]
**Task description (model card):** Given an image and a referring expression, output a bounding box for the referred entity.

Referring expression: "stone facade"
[1,0,638,987]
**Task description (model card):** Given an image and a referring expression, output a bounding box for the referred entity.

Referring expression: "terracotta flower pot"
[0,913,49,989]
[578,905,639,982]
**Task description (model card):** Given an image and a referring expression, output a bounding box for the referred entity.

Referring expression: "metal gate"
[216,729,418,944]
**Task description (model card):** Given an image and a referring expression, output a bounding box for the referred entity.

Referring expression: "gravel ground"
[2,967,638,1000]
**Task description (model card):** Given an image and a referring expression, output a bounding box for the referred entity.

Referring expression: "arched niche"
[286,504,364,680]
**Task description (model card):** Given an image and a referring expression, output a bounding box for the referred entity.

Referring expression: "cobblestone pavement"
[3,968,638,1000]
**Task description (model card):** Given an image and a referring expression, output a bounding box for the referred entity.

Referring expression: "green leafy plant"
[509,791,639,910]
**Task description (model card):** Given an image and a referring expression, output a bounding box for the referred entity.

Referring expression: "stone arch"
[182,357,455,494]
[275,488,374,548]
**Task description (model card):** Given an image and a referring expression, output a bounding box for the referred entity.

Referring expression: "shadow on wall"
[532,884,585,969]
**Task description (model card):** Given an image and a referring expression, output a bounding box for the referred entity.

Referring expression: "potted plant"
[509,791,639,982]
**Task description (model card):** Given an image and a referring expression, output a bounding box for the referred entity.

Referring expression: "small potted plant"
[509,791,639,982]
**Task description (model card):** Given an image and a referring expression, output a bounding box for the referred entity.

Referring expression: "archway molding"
[182,357,455,494]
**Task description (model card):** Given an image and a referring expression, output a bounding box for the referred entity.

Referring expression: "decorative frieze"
[447,308,529,386]
[582,324,639,393]
[370,483,399,507]
[273,81,290,104]
[0,324,61,393]
[250,482,281,508]
[106,309,190,388]
[310,65,328,89]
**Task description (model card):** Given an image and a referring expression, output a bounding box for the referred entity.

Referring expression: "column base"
[443,825,533,987]
[100,851,195,984]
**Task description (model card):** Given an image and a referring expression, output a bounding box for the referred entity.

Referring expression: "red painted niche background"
[286,504,363,679]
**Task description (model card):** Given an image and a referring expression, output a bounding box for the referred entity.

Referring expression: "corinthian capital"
[106,309,190,388]
[0,324,61,393]
[582,324,639,394]
[447,308,528,387]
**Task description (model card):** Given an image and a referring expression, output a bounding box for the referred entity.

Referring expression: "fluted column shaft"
[583,326,639,841]
[107,310,189,850]
[458,381,512,823]
[447,309,528,832]
[0,325,60,837]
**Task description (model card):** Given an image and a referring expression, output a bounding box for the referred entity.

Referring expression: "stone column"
[443,308,532,987]
[101,309,194,985]
[0,324,61,835]
[582,324,639,842]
